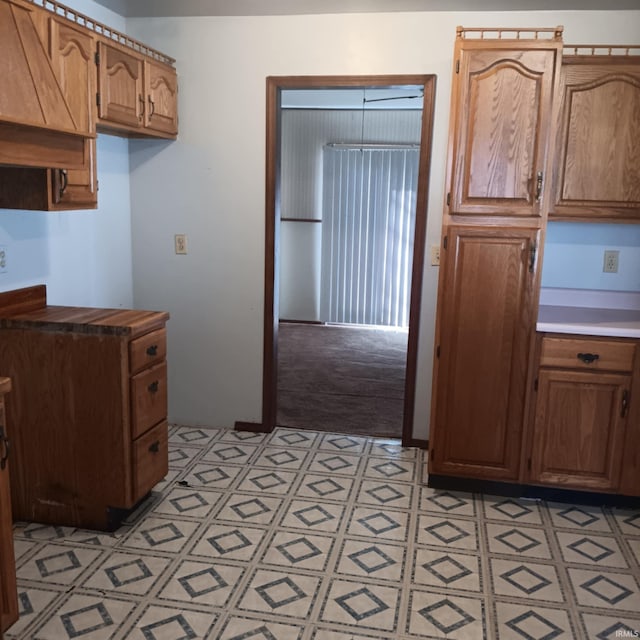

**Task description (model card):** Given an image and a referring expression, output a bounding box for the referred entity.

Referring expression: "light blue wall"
[542,222,640,292]
[0,0,133,308]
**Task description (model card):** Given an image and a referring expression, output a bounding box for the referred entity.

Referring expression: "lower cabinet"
[429,226,539,481]
[0,302,170,531]
[528,334,636,493]
[0,379,18,637]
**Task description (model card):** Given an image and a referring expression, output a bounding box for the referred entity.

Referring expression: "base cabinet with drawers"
[527,334,637,495]
[0,286,170,531]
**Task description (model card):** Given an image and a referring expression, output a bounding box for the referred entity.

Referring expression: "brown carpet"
[276,322,407,438]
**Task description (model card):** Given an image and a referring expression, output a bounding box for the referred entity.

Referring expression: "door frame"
[261,74,436,446]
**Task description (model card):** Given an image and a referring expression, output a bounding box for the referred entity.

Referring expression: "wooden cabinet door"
[49,18,97,209]
[430,226,539,480]
[0,397,18,635]
[530,369,630,491]
[448,45,559,218]
[144,60,178,136]
[97,41,143,129]
[553,58,640,220]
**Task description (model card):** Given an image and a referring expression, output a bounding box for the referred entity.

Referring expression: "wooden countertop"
[0,285,169,337]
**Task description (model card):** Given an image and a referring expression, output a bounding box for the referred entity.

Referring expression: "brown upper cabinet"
[97,41,178,139]
[446,27,562,220]
[553,49,640,221]
[0,0,178,211]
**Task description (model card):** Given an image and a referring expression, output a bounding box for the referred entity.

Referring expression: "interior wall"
[126,10,640,438]
[0,0,133,308]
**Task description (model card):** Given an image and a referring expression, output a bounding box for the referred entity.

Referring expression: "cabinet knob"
[148,440,160,453]
[146,345,158,356]
[577,352,600,364]
[0,425,9,470]
[148,381,159,393]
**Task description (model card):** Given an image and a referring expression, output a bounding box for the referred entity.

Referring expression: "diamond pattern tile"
[7,425,640,640]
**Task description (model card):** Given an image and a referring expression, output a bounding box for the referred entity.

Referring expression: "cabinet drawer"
[129,328,166,374]
[131,362,167,439]
[540,336,636,372]
[132,420,168,502]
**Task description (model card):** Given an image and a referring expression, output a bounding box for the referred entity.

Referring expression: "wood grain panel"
[540,336,636,372]
[0,285,46,316]
[0,329,130,529]
[554,59,640,220]
[0,389,18,635]
[132,420,168,502]
[97,41,143,129]
[431,226,538,480]
[531,369,629,490]
[449,44,559,219]
[144,60,178,136]
[130,362,167,439]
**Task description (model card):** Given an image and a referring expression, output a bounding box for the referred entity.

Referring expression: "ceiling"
[92,0,640,17]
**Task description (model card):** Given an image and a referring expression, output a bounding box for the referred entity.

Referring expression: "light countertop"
[537,289,640,339]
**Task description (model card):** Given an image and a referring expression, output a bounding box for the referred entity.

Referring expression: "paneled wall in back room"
[0,0,134,308]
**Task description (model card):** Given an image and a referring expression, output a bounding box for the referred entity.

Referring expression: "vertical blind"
[320,145,419,328]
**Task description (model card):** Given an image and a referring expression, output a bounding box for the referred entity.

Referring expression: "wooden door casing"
[530,369,630,491]
[430,226,539,480]
[0,392,18,635]
[449,45,560,218]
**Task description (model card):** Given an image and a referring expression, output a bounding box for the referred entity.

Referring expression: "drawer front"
[129,328,167,375]
[540,336,636,372]
[132,420,168,502]
[131,362,167,439]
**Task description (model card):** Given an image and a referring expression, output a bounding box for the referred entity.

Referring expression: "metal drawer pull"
[146,345,158,356]
[0,426,9,470]
[621,390,629,418]
[577,352,599,364]
[148,440,160,453]
[148,381,159,393]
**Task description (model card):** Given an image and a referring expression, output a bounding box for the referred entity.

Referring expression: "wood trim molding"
[262,75,437,446]
[234,421,269,433]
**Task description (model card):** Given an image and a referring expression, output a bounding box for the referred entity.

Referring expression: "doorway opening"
[263,75,436,446]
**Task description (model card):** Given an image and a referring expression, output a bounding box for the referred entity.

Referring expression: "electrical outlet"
[174,234,187,255]
[430,244,440,266]
[0,246,6,273]
[603,249,619,273]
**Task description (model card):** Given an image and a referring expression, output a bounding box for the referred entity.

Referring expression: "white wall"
[0,0,133,309]
[127,10,640,438]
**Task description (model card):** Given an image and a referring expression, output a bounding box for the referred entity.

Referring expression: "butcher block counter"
[0,285,170,530]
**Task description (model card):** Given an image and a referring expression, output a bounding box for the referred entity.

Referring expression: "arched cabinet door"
[553,57,640,221]
[447,42,560,219]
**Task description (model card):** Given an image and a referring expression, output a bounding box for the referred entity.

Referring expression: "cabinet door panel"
[531,369,629,490]
[97,42,143,129]
[431,226,538,479]
[450,47,558,217]
[554,60,640,220]
[145,61,178,136]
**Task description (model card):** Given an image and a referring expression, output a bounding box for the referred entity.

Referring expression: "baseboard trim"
[408,438,428,449]
[427,474,640,508]
[234,421,271,433]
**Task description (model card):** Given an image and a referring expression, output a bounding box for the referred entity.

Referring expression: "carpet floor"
[276,323,408,438]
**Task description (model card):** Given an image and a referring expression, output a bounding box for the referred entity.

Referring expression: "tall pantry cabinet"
[429,27,563,481]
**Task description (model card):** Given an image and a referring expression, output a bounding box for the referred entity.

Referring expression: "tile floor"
[5,425,640,639]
